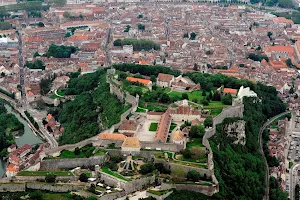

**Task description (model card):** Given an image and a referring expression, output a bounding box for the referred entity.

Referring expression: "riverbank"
[0,101,43,177]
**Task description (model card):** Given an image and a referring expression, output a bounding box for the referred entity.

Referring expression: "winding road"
[259,110,293,200]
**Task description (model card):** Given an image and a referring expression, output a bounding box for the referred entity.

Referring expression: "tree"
[139,163,155,175]
[202,90,206,96]
[285,58,292,67]
[183,32,189,38]
[154,163,171,174]
[267,31,273,39]
[40,77,52,95]
[182,93,189,100]
[209,91,213,99]
[29,190,43,200]
[289,87,294,94]
[45,173,56,183]
[137,23,145,30]
[221,94,232,105]
[63,11,71,18]
[193,63,199,71]
[150,75,156,83]
[113,39,122,46]
[204,116,213,128]
[182,149,191,159]
[37,22,44,27]
[33,52,40,57]
[253,21,259,26]
[138,14,143,18]
[212,91,221,101]
[74,147,80,155]
[190,32,196,40]
[278,0,294,8]
[186,170,200,182]
[79,173,88,182]
[159,93,170,103]
[189,125,204,138]
[200,99,209,106]
[88,183,96,193]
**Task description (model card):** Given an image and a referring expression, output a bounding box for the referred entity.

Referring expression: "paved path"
[259,110,293,200]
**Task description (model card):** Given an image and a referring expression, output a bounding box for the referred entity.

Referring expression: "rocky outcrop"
[224,120,246,145]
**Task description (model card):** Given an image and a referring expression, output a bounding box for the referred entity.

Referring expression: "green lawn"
[148,189,171,196]
[139,101,168,112]
[57,144,97,159]
[149,122,158,131]
[94,149,107,155]
[186,138,205,149]
[56,88,65,97]
[17,171,72,176]
[59,149,89,158]
[167,90,209,104]
[209,109,223,116]
[49,93,60,99]
[136,107,147,112]
[101,167,130,182]
[155,152,207,169]
[42,193,71,200]
[169,123,177,132]
[203,101,227,109]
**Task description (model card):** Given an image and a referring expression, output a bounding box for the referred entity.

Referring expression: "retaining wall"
[100,191,126,200]
[40,155,106,170]
[100,172,155,193]
[26,182,84,192]
[146,190,173,200]
[161,182,217,196]
[154,158,211,178]
[0,182,26,192]
[15,175,77,182]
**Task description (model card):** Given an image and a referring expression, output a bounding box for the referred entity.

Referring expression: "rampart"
[161,182,217,197]
[0,182,84,193]
[0,182,25,192]
[99,172,155,194]
[202,103,244,193]
[26,182,84,192]
[15,175,77,182]
[40,155,106,170]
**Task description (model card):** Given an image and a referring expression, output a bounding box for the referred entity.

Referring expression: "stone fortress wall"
[40,155,106,170]
[202,103,244,193]
[0,182,84,193]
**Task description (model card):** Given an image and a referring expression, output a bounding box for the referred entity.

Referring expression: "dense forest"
[0,102,24,158]
[208,83,285,199]
[113,63,181,77]
[58,70,126,145]
[113,38,160,51]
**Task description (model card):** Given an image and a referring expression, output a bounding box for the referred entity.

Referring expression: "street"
[16,29,58,148]
[286,112,300,200]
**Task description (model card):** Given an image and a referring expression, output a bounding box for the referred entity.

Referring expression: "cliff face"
[224,120,246,145]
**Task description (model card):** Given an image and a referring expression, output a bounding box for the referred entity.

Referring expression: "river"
[0,104,42,177]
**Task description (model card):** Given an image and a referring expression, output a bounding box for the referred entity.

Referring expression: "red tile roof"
[126,77,151,85]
